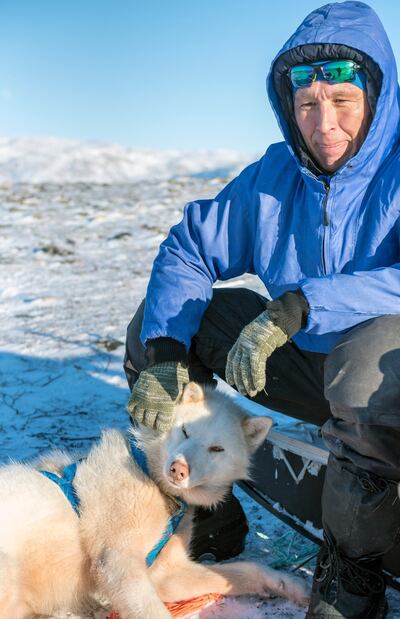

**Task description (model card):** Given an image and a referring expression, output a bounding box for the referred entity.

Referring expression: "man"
[124,2,400,617]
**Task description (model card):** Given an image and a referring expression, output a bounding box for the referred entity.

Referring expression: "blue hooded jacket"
[140,1,400,354]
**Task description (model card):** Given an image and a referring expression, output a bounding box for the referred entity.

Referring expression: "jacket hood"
[267,1,400,179]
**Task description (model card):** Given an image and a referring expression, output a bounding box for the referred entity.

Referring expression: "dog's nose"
[170,460,189,482]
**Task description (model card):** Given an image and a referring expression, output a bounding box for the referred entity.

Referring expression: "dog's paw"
[257,566,310,607]
[271,573,310,607]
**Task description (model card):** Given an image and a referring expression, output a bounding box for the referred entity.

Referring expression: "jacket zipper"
[322,183,330,275]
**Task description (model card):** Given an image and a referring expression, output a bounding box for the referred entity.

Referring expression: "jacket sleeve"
[140,177,256,349]
[299,263,400,335]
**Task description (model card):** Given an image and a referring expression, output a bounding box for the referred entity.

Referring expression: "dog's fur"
[0,383,309,618]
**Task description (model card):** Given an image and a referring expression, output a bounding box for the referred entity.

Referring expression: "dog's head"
[135,382,273,507]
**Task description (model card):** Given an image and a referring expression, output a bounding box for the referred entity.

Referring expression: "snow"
[0,137,253,184]
[1,148,399,617]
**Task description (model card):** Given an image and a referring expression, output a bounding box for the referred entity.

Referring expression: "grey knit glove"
[127,361,189,432]
[225,310,288,397]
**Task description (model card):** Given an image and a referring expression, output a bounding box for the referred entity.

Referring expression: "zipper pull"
[323,183,330,226]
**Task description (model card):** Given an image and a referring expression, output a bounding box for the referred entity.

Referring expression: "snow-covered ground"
[1,153,399,617]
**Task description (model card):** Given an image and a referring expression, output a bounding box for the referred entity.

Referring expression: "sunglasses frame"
[289,60,361,88]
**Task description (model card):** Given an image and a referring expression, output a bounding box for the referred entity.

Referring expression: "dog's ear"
[242,416,273,453]
[181,382,205,404]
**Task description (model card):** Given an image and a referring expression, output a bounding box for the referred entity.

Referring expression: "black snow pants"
[125,288,400,559]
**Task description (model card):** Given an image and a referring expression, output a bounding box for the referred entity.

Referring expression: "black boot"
[190,490,249,561]
[306,535,387,619]
[306,457,400,618]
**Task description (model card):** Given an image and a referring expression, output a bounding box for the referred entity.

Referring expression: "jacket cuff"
[267,289,310,338]
[145,337,188,368]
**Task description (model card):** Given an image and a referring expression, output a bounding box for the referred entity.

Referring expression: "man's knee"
[193,287,267,371]
[199,287,266,333]
[124,299,146,390]
[324,315,400,422]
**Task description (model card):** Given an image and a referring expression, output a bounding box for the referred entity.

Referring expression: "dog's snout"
[170,460,189,482]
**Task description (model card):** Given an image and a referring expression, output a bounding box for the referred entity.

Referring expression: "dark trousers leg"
[125,288,331,425]
[321,315,400,558]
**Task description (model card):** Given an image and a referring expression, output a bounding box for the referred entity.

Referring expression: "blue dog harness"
[39,436,187,567]
[128,436,188,566]
[40,463,80,513]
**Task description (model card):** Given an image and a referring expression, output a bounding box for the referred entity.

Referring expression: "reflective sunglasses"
[289,60,361,89]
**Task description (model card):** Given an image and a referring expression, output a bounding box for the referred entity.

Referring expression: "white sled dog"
[0,382,309,619]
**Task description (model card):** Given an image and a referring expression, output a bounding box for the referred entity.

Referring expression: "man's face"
[294,81,372,173]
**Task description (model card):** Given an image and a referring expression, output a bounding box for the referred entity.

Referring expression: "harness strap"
[128,435,188,566]
[39,463,80,514]
[146,497,187,566]
[128,433,150,476]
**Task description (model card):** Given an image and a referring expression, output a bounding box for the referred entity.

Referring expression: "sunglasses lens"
[290,65,315,88]
[322,61,356,83]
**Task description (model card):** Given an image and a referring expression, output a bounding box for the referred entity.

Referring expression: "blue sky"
[0,0,398,153]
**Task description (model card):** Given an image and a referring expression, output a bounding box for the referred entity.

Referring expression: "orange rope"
[165,592,223,616]
[108,593,222,619]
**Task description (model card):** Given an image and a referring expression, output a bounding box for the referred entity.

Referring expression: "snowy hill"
[0,136,254,184]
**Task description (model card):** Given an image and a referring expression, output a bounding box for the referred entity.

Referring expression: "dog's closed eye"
[182,425,189,439]
[208,445,225,453]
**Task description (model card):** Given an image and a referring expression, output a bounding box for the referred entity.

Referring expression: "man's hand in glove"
[225,289,309,397]
[127,361,189,433]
